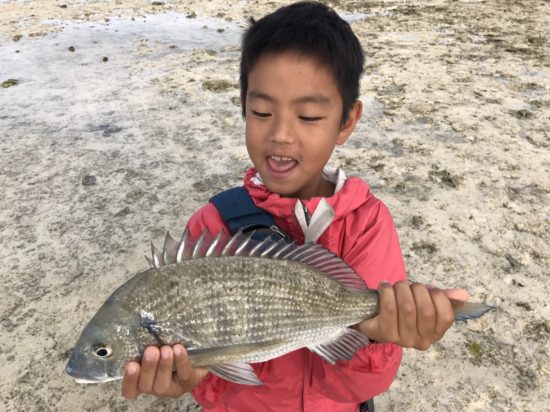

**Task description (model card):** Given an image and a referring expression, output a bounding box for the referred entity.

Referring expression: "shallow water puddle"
[0,12,240,133]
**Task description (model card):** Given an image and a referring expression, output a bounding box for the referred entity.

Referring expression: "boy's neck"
[282,178,335,200]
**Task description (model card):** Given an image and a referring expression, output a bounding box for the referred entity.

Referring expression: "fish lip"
[65,360,114,383]
[74,376,122,384]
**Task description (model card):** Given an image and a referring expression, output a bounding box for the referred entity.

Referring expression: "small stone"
[429,166,462,188]
[2,79,18,88]
[515,302,532,311]
[114,206,131,217]
[505,254,521,269]
[512,279,525,287]
[102,56,108,62]
[151,1,166,5]
[68,46,75,52]
[192,182,208,193]
[511,109,532,119]
[410,215,424,229]
[59,4,67,8]
[186,12,197,19]
[102,126,123,137]
[13,34,22,42]
[202,79,234,92]
[82,175,97,186]
[410,241,438,255]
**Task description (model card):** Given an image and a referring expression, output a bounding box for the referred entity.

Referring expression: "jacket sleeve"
[307,200,407,403]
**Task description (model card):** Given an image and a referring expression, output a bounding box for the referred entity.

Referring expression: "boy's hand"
[355,281,469,350]
[121,344,208,400]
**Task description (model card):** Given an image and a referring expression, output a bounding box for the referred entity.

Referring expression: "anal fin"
[207,363,263,386]
[308,328,371,364]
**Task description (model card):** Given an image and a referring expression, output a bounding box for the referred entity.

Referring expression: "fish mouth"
[65,358,121,384]
[74,376,122,384]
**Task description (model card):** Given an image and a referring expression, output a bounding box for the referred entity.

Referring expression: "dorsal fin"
[146,228,369,291]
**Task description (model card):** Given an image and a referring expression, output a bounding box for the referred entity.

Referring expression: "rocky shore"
[0,1,548,410]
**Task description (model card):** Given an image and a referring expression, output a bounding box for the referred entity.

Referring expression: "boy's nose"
[269,118,295,144]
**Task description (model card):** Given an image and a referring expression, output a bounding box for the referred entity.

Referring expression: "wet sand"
[0,0,549,410]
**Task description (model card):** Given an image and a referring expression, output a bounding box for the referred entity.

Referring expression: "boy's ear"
[336,100,363,145]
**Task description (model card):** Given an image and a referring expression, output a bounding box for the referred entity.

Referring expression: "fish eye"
[92,342,113,358]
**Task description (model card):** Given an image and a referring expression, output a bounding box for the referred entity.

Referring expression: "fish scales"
[66,229,495,385]
[123,257,375,352]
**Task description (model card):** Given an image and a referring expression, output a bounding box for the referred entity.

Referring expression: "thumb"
[441,287,469,302]
[193,367,209,382]
[352,317,381,342]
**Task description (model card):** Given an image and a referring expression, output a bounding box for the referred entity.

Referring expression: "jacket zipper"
[301,201,311,226]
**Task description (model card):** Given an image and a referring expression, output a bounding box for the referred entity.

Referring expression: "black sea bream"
[66,229,493,385]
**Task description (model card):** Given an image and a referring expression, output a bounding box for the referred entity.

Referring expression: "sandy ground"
[1,0,549,410]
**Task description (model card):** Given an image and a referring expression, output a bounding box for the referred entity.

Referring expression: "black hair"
[240,1,365,125]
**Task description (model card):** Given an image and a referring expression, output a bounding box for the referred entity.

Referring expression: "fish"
[65,228,494,385]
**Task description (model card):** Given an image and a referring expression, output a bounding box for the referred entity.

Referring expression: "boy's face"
[245,52,361,199]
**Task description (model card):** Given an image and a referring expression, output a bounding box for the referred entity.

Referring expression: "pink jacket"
[188,168,406,412]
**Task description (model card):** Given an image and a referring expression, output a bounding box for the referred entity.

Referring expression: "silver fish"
[65,229,494,385]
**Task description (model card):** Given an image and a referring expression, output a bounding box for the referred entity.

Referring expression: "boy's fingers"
[174,345,209,388]
[431,288,455,340]
[367,281,398,342]
[174,344,193,382]
[193,367,210,384]
[394,281,417,347]
[121,361,140,400]
[153,346,175,395]
[442,287,469,302]
[138,346,160,393]
[411,283,436,342]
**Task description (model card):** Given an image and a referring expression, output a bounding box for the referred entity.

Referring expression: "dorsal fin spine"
[206,231,224,257]
[270,241,295,258]
[221,230,244,256]
[280,244,308,260]
[151,242,162,268]
[150,228,369,292]
[162,232,177,264]
[176,228,189,263]
[249,237,275,257]
[260,240,282,257]
[235,231,255,256]
[288,247,314,262]
[192,230,208,258]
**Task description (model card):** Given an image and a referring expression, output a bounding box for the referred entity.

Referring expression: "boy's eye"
[299,116,323,122]
[251,110,271,118]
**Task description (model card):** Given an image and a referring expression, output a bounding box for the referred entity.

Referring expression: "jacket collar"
[244,166,373,222]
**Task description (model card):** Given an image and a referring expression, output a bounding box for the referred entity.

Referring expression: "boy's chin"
[260,177,301,198]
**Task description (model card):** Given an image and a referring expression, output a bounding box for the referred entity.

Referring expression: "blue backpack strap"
[209,187,289,241]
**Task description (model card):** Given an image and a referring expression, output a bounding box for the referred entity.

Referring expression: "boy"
[122,2,468,410]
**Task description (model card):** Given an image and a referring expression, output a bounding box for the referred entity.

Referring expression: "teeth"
[270,155,293,162]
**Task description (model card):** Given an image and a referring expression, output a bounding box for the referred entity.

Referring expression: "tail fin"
[451,300,495,321]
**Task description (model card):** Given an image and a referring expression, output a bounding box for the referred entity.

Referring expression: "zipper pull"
[270,225,290,243]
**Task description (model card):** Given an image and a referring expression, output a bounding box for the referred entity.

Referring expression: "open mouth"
[267,155,298,175]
